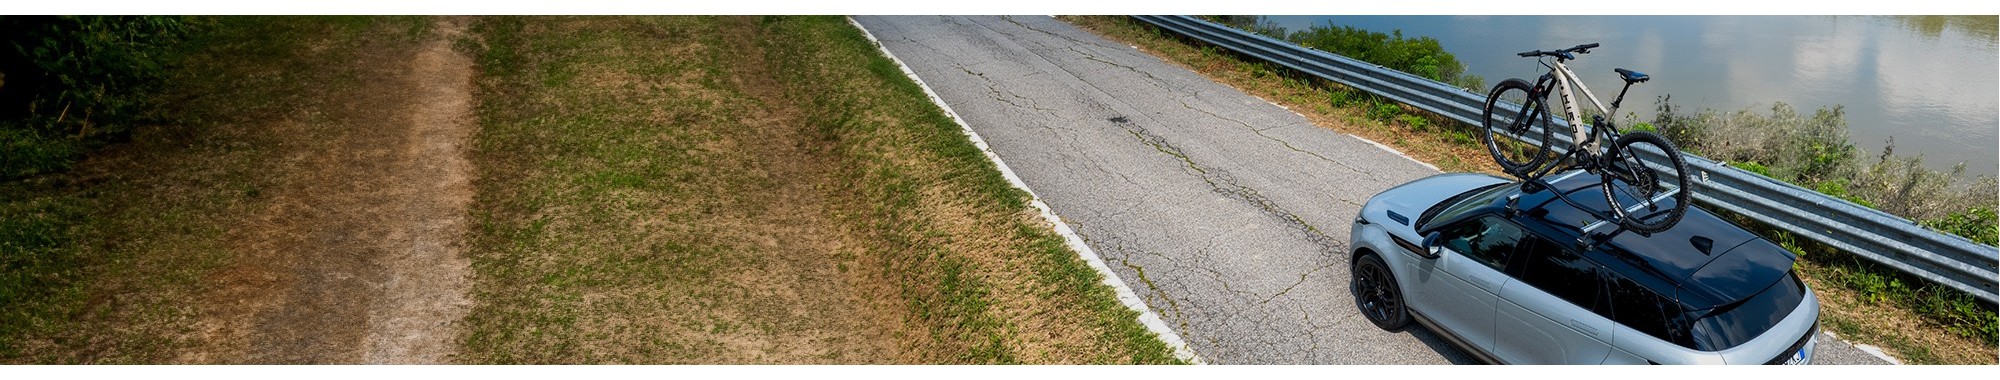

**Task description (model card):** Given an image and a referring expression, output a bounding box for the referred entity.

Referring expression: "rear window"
[1688,272,1807,350]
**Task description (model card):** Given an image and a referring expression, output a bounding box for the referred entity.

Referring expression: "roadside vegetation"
[0,16,199,180]
[4,15,1176,363]
[1212,16,1483,91]
[458,16,1175,363]
[2,21,207,357]
[1,16,443,362]
[1065,15,1997,364]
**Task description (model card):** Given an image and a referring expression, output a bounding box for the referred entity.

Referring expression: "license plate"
[1783,334,1817,365]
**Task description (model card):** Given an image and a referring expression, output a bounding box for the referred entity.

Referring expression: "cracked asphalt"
[853,15,1888,365]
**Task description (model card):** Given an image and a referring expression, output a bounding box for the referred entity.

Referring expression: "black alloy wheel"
[1352,254,1410,331]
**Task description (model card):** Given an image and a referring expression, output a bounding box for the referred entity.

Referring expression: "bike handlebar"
[1516,43,1602,60]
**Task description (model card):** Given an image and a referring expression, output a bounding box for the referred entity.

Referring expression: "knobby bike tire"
[1600,131,1690,233]
[1481,78,1555,177]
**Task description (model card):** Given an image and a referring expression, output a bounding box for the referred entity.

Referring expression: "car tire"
[1352,253,1411,331]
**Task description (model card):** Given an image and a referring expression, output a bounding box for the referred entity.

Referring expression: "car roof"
[1475,172,1796,310]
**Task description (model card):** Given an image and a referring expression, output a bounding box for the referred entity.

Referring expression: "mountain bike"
[1480,43,1690,234]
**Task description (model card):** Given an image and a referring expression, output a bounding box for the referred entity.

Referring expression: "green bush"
[0,16,198,180]
[1367,102,1401,121]
[1650,97,1995,228]
[1923,207,1997,246]
[1730,161,1772,177]
[1814,178,1876,209]
[1285,24,1479,90]
[1206,16,1482,91]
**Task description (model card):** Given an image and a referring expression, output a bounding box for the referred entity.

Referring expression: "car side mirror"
[1419,231,1444,259]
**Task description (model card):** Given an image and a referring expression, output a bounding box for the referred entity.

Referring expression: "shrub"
[0,16,197,180]
[1654,96,1997,238]
[1731,161,1772,177]
[1814,178,1876,209]
[1285,24,1479,90]
[1924,207,1997,246]
[1367,102,1401,121]
[1852,144,1996,223]
[1206,16,1482,91]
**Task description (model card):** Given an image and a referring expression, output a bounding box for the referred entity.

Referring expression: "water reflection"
[1892,15,1998,43]
[1263,16,1998,175]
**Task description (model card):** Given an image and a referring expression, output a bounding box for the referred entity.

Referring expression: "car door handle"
[1468,277,1494,290]
[1568,319,1600,337]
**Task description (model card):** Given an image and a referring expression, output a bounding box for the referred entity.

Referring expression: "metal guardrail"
[1132,15,1999,303]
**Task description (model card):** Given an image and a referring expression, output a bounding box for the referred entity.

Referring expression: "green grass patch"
[458,16,1175,364]
[764,15,1174,363]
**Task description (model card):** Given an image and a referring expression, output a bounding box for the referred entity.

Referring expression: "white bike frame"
[1548,59,1612,152]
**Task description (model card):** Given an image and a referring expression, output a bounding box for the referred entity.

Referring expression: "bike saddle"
[1615,68,1650,84]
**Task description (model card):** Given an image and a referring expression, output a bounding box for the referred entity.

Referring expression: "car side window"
[1435,216,1521,270]
[1608,275,1696,348]
[1513,238,1605,313]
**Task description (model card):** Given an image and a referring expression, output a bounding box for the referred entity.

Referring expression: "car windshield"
[1687,271,1807,350]
[1418,182,1510,231]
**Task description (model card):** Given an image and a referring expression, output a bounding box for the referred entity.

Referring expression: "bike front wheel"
[1600,131,1691,233]
[1481,78,1555,178]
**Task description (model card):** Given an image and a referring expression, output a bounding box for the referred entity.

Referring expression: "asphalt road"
[853,15,1889,365]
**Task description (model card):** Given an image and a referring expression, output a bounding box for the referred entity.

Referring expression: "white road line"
[1348,134,1441,173]
[849,17,1206,364]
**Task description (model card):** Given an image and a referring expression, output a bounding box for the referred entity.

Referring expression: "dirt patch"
[186,17,477,364]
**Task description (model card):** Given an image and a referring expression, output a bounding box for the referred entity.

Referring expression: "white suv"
[1347,172,1819,364]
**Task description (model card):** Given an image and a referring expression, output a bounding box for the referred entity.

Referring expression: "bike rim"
[1487,90,1543,170]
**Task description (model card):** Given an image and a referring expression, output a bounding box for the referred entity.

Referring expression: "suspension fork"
[1501,73,1561,137]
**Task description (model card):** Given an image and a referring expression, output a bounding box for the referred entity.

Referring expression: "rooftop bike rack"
[1508,169,1683,251]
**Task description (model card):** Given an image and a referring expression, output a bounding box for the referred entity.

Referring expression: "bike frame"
[1539,57,1617,153]
[1544,58,1608,150]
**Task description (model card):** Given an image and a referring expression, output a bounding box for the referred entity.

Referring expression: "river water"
[1263,16,1998,176]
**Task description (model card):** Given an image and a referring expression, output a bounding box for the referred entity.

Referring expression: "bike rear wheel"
[1481,78,1555,177]
[1600,131,1690,233]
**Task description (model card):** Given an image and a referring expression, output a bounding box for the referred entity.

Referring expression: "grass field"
[1,16,1178,364]
[455,16,1176,363]
[0,16,444,363]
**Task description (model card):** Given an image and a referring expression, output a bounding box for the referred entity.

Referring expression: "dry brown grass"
[2,15,1176,364]
[457,16,904,363]
[1,16,449,363]
[456,16,1176,363]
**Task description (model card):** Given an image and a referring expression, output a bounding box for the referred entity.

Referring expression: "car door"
[1493,235,1615,364]
[1405,215,1521,356]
